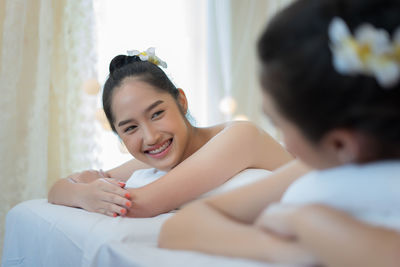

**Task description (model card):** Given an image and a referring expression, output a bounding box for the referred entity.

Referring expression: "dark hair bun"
[109,55,141,73]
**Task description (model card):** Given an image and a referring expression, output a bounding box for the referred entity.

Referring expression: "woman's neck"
[177,124,223,166]
[179,126,203,163]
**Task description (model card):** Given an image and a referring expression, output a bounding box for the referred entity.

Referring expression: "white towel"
[125,168,271,198]
[125,168,167,188]
[280,160,400,229]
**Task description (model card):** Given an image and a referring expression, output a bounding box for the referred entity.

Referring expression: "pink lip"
[145,139,173,159]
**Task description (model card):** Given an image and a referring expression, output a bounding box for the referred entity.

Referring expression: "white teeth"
[148,140,171,154]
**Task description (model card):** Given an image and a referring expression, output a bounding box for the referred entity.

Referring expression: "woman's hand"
[49,167,135,216]
[78,177,132,217]
[69,169,110,183]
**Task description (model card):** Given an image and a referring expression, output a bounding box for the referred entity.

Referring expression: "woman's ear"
[177,88,188,114]
[320,129,361,164]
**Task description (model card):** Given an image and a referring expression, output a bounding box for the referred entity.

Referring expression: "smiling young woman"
[112,78,201,172]
[48,50,293,218]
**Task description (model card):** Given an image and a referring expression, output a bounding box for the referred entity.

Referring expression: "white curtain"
[0,0,99,257]
[205,0,294,135]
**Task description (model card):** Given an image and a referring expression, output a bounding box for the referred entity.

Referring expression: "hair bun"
[109,55,141,73]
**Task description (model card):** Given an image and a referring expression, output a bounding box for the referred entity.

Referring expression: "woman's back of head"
[258,0,400,162]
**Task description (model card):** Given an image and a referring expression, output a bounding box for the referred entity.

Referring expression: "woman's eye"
[151,110,164,119]
[124,125,137,133]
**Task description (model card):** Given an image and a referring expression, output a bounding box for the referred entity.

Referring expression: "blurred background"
[0,0,293,257]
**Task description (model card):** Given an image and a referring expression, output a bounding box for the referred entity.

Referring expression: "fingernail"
[125,193,131,199]
[120,208,126,215]
[113,213,118,217]
[126,201,131,207]
[118,182,126,188]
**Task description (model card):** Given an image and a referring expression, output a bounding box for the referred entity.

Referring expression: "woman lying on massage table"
[48,48,294,218]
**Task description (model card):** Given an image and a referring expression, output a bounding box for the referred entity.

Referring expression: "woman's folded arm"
[124,122,294,217]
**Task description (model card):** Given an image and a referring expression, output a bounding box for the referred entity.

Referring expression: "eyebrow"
[117,100,164,127]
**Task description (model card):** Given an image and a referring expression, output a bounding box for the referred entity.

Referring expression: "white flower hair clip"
[329,17,400,88]
[127,47,167,68]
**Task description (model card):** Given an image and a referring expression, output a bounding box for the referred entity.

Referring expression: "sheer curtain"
[206,0,294,135]
[0,0,98,257]
[92,0,209,169]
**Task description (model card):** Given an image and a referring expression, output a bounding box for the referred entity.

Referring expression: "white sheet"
[125,167,272,199]
[125,168,167,188]
[3,199,170,267]
[280,161,400,230]
[2,169,286,267]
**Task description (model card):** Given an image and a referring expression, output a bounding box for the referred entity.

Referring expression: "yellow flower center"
[148,58,160,65]
[344,38,371,63]
[355,43,372,62]
[393,44,400,61]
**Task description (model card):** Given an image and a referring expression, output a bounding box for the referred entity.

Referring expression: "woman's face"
[112,78,191,171]
[262,90,338,169]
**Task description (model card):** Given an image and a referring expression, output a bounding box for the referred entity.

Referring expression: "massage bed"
[3,169,290,267]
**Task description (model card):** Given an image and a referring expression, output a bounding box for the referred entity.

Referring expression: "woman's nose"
[142,124,161,145]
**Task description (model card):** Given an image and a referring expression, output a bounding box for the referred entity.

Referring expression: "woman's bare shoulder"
[203,121,262,138]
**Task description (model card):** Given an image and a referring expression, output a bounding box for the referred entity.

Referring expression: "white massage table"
[3,169,294,267]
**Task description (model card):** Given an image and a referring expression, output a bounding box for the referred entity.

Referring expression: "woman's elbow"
[47,183,59,204]
[48,193,55,204]
[158,202,200,249]
[158,215,182,248]
[383,234,400,267]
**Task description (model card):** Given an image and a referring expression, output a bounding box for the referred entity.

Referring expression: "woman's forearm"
[292,206,400,267]
[126,159,309,218]
[124,123,300,218]
[205,160,310,224]
[48,178,87,208]
[48,170,105,207]
[159,202,311,263]
[47,159,142,209]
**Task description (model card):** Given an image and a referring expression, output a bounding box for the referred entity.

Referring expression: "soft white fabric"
[280,161,400,229]
[201,168,271,198]
[2,169,275,267]
[125,168,167,188]
[125,168,271,197]
[2,199,172,267]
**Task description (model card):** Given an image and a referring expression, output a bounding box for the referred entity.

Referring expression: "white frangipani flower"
[355,23,392,55]
[329,17,363,75]
[126,47,167,68]
[127,49,148,61]
[328,17,400,88]
[394,27,400,60]
[329,17,351,45]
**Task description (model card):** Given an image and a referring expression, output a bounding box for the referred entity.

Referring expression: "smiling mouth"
[146,139,172,155]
